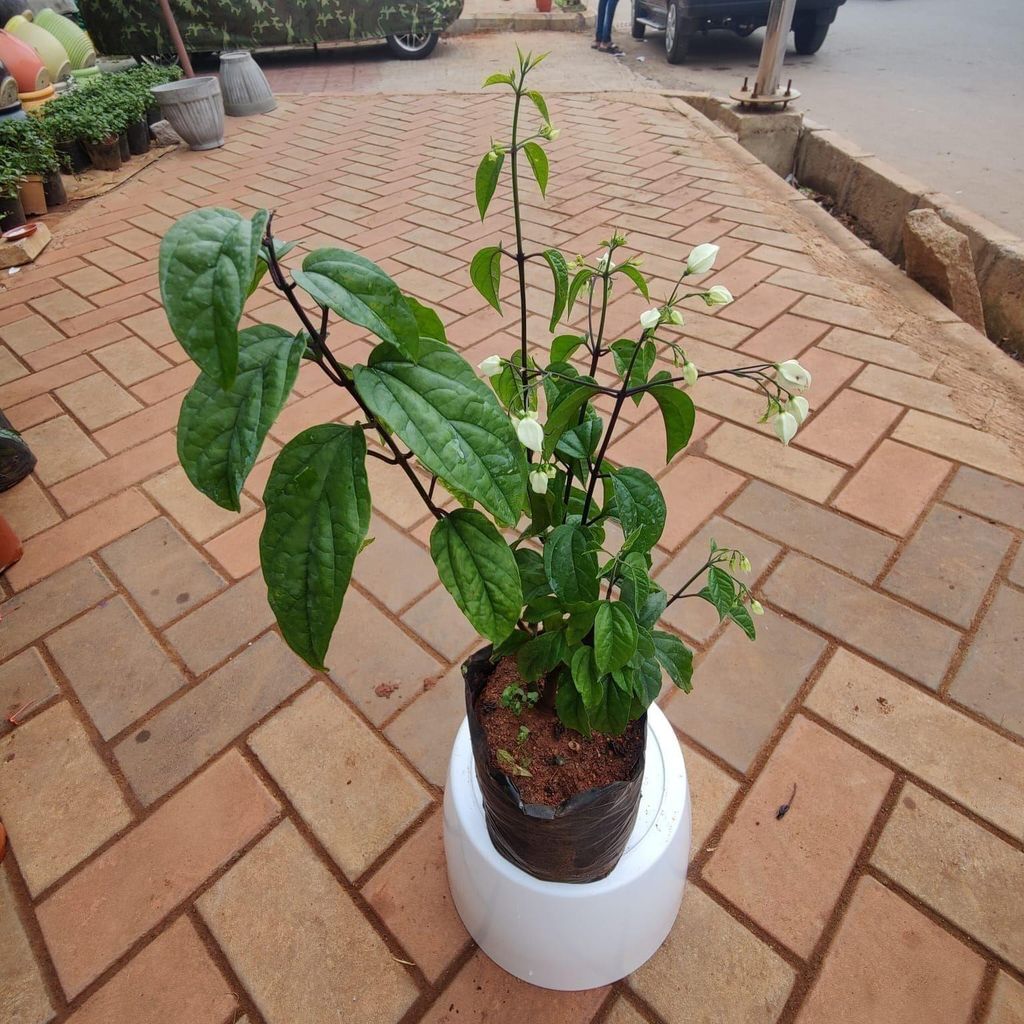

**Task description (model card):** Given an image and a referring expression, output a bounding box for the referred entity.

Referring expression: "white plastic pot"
[219,50,276,117]
[444,702,690,991]
[150,76,224,151]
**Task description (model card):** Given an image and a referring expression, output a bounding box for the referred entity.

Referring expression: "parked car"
[631,0,846,64]
[77,0,464,61]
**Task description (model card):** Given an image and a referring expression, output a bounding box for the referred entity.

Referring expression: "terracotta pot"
[151,76,224,151]
[126,117,149,154]
[219,50,276,117]
[117,131,129,161]
[0,513,21,573]
[83,134,121,170]
[18,174,46,215]
[34,8,96,70]
[536,0,553,11]
[43,168,66,206]
[0,28,48,92]
[0,191,25,230]
[4,14,71,83]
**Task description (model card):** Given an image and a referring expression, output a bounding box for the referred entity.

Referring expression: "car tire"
[793,15,830,54]
[631,0,646,38]
[665,0,694,64]
[385,31,439,60]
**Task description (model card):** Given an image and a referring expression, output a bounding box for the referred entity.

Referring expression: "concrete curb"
[447,9,593,34]
[672,91,1024,356]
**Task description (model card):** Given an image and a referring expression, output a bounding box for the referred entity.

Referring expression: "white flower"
[705,285,733,306]
[640,308,661,330]
[786,396,809,424]
[669,308,685,325]
[776,359,812,391]
[682,361,699,387]
[750,599,764,616]
[478,355,502,378]
[772,411,799,445]
[529,469,549,494]
[514,412,544,453]
[597,252,615,273]
[686,243,719,276]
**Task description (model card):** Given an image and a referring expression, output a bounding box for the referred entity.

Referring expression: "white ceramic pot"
[443,701,691,991]
[218,50,276,117]
[150,76,224,151]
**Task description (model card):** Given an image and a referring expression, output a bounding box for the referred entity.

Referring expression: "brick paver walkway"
[2,39,1024,1024]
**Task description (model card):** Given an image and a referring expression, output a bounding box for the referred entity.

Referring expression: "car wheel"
[665,0,694,63]
[631,0,646,39]
[793,15,830,54]
[385,31,439,60]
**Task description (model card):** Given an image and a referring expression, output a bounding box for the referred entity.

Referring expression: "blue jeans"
[595,0,620,43]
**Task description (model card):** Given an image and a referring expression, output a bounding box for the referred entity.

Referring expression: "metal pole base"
[729,84,801,109]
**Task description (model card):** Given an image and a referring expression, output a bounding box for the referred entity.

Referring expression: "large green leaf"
[406,297,448,345]
[178,325,302,512]
[594,601,639,674]
[523,141,549,196]
[587,671,632,735]
[611,467,666,552]
[260,424,370,669]
[648,373,696,462]
[476,149,504,219]
[543,377,598,459]
[556,669,592,738]
[570,646,602,707]
[543,523,599,605]
[517,629,567,683]
[159,207,267,388]
[653,630,694,693]
[470,246,503,313]
[292,248,419,360]
[353,344,526,526]
[541,249,568,331]
[430,509,523,644]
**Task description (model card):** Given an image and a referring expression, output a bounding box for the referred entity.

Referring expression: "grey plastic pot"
[219,50,276,117]
[150,76,224,151]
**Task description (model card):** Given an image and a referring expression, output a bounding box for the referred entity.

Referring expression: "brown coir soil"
[475,657,645,806]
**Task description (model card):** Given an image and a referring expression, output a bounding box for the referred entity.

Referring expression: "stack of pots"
[0,55,23,120]
[33,9,96,70]
[0,27,52,109]
[4,13,70,84]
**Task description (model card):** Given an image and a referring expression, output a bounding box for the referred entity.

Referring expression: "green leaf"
[517,630,567,684]
[353,345,526,526]
[159,207,268,388]
[249,238,296,297]
[550,334,584,364]
[556,417,602,463]
[701,565,737,620]
[587,672,632,735]
[556,675,591,737]
[649,375,696,462]
[566,268,593,319]
[406,296,448,345]
[541,249,568,331]
[570,646,603,706]
[483,71,515,87]
[260,424,370,669]
[638,586,668,629]
[653,630,694,693]
[611,467,666,551]
[729,601,757,640]
[470,246,503,314]
[544,524,599,605]
[492,629,531,659]
[543,377,598,459]
[522,141,549,196]
[526,89,550,123]
[177,325,302,512]
[631,654,663,709]
[292,248,419,360]
[616,262,649,299]
[515,547,550,603]
[566,601,599,645]
[430,509,523,644]
[594,601,639,674]
[610,339,656,402]
[475,149,504,220]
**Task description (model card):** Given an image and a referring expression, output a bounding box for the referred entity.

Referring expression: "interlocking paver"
[54,372,141,430]
[943,466,1024,530]
[807,647,1024,841]
[92,335,172,386]
[704,716,892,956]
[199,820,419,1024]
[872,784,1024,969]
[0,868,55,1024]
[987,974,1024,1024]
[20,415,103,486]
[851,363,958,417]
[796,876,984,1024]
[0,702,132,896]
[894,410,1024,484]
[0,476,60,541]
[684,742,741,852]
[37,750,279,998]
[143,464,256,542]
[0,648,58,721]
[764,553,960,689]
[795,389,903,466]
[818,326,938,376]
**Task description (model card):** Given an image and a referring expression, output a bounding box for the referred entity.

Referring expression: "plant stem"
[509,84,531,419]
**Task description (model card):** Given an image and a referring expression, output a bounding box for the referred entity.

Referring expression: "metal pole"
[753,0,796,99]
[156,0,195,78]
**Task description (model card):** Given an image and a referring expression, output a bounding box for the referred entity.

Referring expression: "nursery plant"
[0,117,59,178]
[159,49,811,829]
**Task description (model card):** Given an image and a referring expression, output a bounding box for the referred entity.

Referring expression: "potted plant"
[38,98,90,173]
[0,159,25,229]
[0,115,63,209]
[158,49,813,986]
[76,99,121,169]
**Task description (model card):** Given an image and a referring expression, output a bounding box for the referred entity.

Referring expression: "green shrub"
[0,117,59,178]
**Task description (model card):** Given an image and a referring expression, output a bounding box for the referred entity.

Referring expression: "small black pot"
[0,410,36,493]
[146,105,161,126]
[118,132,130,161]
[84,135,122,171]
[126,118,150,155]
[56,139,90,175]
[43,170,67,208]
[0,193,26,232]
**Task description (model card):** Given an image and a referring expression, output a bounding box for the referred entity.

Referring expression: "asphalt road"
[611,0,1024,235]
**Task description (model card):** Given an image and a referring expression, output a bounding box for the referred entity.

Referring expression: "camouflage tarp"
[78,0,463,55]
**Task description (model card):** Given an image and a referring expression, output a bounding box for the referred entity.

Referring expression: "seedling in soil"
[501,684,539,716]
[497,748,533,777]
[517,724,530,744]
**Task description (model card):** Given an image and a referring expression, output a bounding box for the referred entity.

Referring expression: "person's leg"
[595,0,610,43]
[601,0,621,49]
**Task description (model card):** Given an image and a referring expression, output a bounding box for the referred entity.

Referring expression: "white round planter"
[219,51,276,117]
[150,77,225,151]
[444,702,690,991]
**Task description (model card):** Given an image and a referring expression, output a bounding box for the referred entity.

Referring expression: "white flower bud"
[478,355,502,377]
[776,359,812,391]
[750,599,764,616]
[739,555,752,573]
[597,252,614,273]
[669,308,685,325]
[705,285,733,306]
[640,308,661,330]
[515,412,545,453]
[786,396,810,424]
[682,361,699,387]
[772,411,799,445]
[529,469,549,494]
[686,243,719,276]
